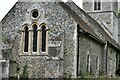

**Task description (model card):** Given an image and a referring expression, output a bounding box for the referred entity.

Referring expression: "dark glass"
[33,24,37,52]
[32,10,39,18]
[98,0,101,10]
[94,1,97,10]
[42,26,46,52]
[24,26,29,52]
[94,0,101,10]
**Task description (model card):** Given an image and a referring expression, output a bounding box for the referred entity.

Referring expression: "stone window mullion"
[19,30,24,55]
[45,29,49,54]
[37,29,42,54]
[28,28,33,54]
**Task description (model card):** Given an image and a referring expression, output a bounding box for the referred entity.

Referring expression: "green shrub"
[118,12,120,18]
[20,62,29,80]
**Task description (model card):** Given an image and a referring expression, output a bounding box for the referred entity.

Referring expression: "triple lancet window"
[23,23,47,53]
[94,0,101,10]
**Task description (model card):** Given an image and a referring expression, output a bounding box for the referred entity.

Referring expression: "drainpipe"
[76,25,79,77]
[76,24,85,77]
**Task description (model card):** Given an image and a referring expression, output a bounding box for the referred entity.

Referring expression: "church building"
[1,0,120,78]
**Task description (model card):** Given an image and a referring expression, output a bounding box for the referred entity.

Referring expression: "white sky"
[0,0,82,21]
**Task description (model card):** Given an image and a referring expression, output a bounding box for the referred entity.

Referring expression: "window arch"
[33,24,38,52]
[24,26,29,52]
[41,25,46,52]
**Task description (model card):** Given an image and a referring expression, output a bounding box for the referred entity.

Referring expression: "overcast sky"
[0,0,82,21]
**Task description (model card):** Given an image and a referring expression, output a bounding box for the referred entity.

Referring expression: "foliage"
[99,70,105,76]
[118,12,120,18]
[78,70,95,78]
[2,33,9,43]
[20,62,29,80]
[78,70,89,78]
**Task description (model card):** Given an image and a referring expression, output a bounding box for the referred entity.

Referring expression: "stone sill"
[46,57,64,61]
[0,60,9,62]
[19,53,48,56]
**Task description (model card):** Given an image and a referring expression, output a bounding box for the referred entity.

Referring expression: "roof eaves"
[65,2,120,51]
[59,2,106,45]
